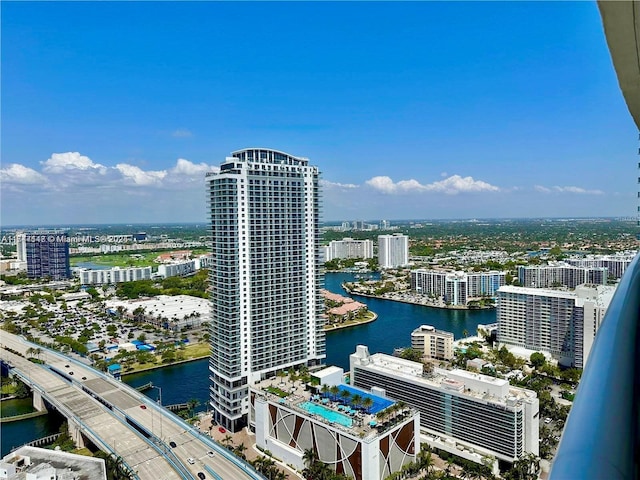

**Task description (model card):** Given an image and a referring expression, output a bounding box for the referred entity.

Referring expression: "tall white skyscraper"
[377,234,409,268]
[206,148,325,431]
[15,232,26,262]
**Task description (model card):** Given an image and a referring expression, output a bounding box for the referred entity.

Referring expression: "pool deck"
[253,376,395,438]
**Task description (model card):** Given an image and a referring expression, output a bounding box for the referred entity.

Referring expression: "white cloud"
[41,152,107,174]
[171,128,193,138]
[170,158,216,176]
[115,163,167,186]
[535,185,604,195]
[320,179,358,189]
[4,153,222,193]
[0,163,47,185]
[365,175,500,195]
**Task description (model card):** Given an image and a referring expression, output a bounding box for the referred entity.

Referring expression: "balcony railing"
[550,253,640,480]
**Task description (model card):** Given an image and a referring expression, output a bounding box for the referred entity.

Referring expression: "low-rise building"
[77,266,152,285]
[1,446,107,480]
[410,325,454,361]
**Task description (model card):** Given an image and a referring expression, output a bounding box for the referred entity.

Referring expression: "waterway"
[1,398,65,456]
[2,272,496,456]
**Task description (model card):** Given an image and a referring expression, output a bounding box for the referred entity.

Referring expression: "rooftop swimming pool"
[299,401,353,428]
[337,385,394,414]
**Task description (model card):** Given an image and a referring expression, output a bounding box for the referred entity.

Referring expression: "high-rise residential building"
[206,148,325,431]
[518,263,608,289]
[25,233,71,280]
[378,234,409,268]
[565,253,637,279]
[350,346,539,467]
[411,269,506,306]
[497,284,615,368]
[410,325,454,360]
[325,238,374,261]
[15,232,27,262]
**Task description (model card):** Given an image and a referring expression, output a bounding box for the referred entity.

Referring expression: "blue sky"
[1,1,636,225]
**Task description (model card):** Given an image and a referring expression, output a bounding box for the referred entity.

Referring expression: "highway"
[0,332,262,480]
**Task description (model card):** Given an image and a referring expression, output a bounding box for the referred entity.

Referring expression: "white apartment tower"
[378,234,409,268]
[497,284,615,368]
[15,232,27,262]
[325,238,374,261]
[207,148,325,431]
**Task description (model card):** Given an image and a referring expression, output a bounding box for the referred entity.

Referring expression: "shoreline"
[323,311,378,332]
[342,285,496,311]
[121,355,209,377]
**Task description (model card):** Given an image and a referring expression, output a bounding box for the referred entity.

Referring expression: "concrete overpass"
[0,332,263,480]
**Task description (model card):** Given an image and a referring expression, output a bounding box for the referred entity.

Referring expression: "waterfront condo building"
[517,263,608,289]
[411,269,506,306]
[350,346,539,466]
[497,284,615,368]
[377,234,409,268]
[206,148,325,431]
[25,233,71,280]
[325,238,374,262]
[410,325,454,361]
[565,252,637,279]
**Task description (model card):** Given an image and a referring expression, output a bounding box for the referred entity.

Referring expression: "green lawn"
[70,249,209,268]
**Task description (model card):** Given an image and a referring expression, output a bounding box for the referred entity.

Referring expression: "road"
[0,332,262,480]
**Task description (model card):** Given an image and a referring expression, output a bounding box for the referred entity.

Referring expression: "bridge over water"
[0,333,263,480]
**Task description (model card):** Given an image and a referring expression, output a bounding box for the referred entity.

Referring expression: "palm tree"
[362,397,374,414]
[302,448,318,469]
[234,442,247,459]
[320,384,330,399]
[187,398,200,418]
[339,389,351,405]
[329,385,340,401]
[418,447,435,477]
[351,394,362,411]
[222,434,234,449]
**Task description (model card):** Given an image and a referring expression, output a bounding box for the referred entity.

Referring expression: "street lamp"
[150,385,163,440]
[150,384,162,406]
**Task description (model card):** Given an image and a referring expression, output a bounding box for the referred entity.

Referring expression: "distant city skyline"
[1,1,637,225]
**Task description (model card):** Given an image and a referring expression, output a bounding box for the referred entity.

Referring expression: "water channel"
[2,272,496,456]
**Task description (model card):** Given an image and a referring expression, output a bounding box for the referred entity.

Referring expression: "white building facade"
[325,238,374,261]
[565,253,636,279]
[77,266,152,285]
[518,263,608,289]
[411,270,506,306]
[207,148,325,431]
[350,346,539,465]
[377,234,409,269]
[497,284,615,368]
